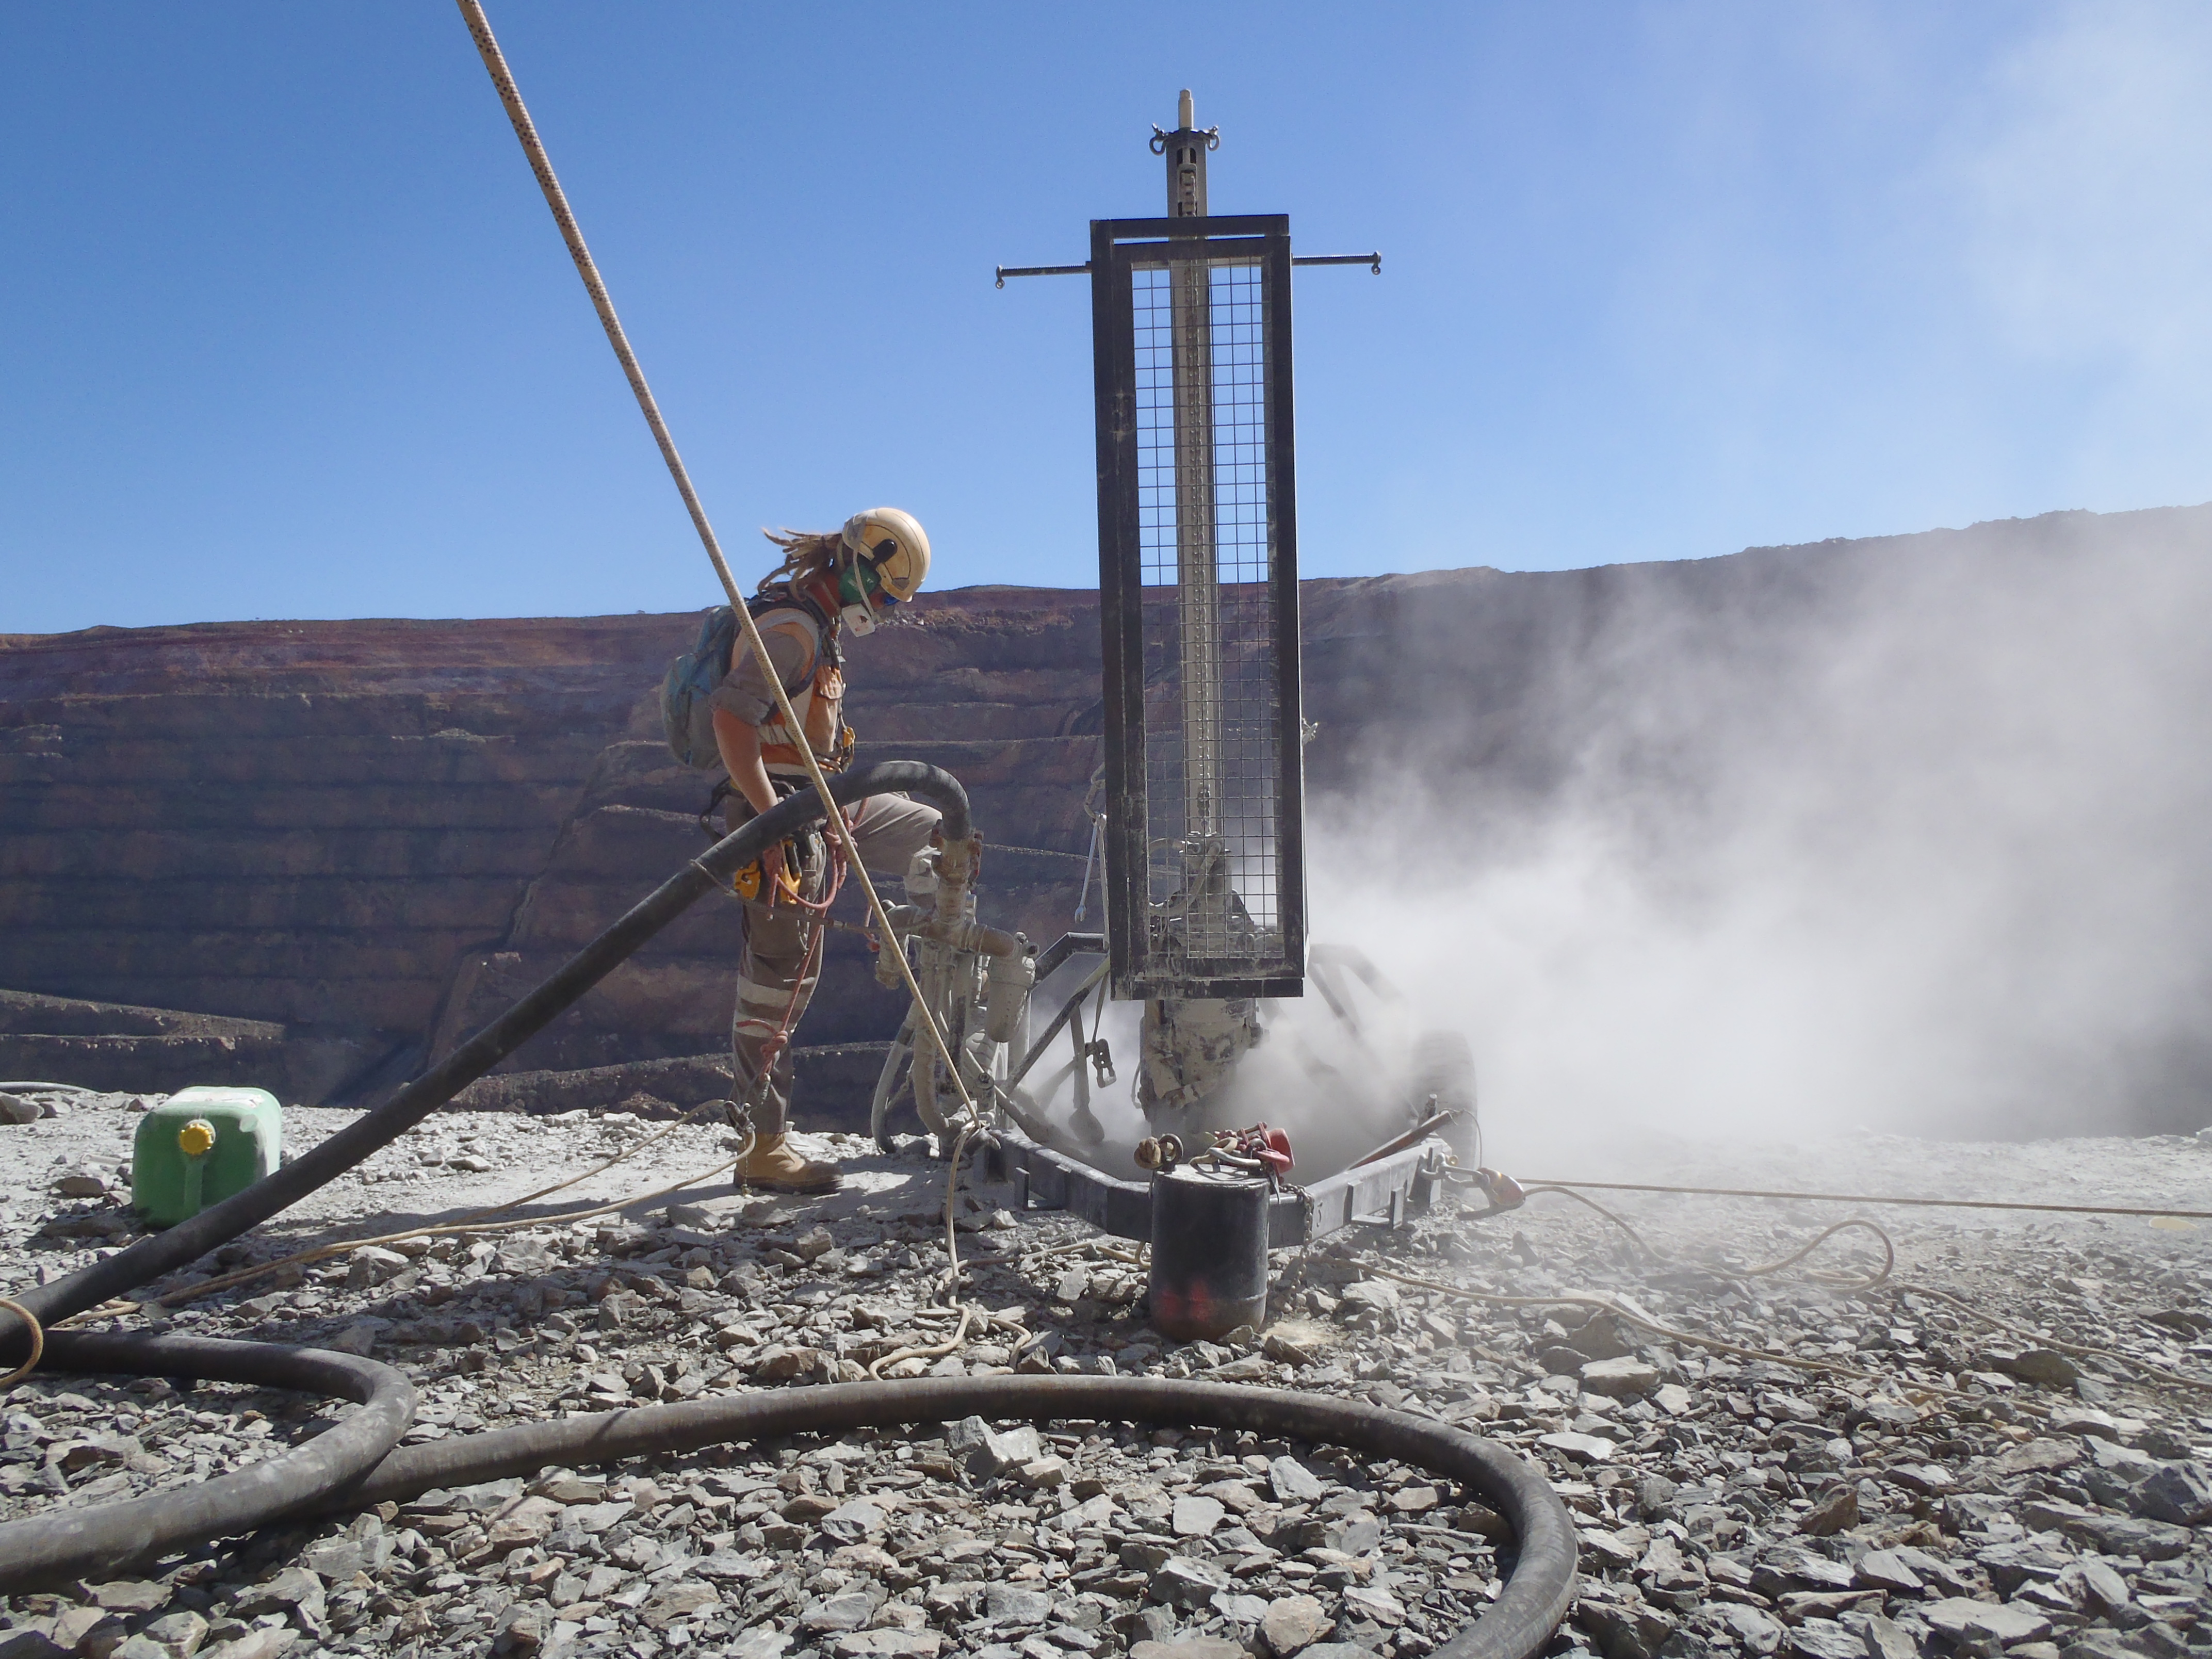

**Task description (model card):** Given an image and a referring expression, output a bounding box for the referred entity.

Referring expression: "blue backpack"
[661,606,739,770]
[660,594,837,771]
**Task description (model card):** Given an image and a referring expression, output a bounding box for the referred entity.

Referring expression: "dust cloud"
[1271,508,2212,1171]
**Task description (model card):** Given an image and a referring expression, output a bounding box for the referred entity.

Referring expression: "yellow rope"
[0,1298,45,1387]
[868,1304,976,1380]
[1892,1280,2212,1397]
[453,0,980,1145]
[149,1152,741,1311]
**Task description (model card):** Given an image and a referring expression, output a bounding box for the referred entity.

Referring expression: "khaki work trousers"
[728,790,940,1135]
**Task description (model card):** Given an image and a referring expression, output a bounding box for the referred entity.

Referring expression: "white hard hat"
[841,507,932,610]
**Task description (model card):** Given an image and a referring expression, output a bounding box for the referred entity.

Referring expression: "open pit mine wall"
[4,506,2205,1120]
[0,590,1100,1106]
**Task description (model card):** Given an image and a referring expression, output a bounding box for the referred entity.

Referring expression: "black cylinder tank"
[1148,1169,1269,1341]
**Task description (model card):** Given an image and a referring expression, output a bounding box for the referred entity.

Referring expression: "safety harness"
[747,591,855,777]
[662,589,856,778]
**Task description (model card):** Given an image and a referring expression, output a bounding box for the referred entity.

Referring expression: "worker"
[710,508,936,1194]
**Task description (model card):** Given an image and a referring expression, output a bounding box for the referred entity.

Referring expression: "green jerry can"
[133,1086,283,1227]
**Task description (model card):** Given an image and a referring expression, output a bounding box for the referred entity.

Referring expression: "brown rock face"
[9,506,2212,1136]
[0,590,1103,1100]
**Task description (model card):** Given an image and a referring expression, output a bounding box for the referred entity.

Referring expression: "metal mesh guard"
[1132,252,1283,974]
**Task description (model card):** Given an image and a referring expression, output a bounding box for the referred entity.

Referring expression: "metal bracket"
[996,263,1092,288]
[987,1125,1452,1248]
[997,253,1381,287]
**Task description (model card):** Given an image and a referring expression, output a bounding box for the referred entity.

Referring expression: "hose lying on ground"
[341,1376,1582,1659]
[0,767,955,1561]
[0,760,974,1349]
[0,1332,415,1595]
[0,768,1581,1659]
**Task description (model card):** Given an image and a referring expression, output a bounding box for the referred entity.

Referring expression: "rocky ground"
[2,1092,2211,1659]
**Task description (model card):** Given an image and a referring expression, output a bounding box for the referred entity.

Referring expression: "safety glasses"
[857,552,901,607]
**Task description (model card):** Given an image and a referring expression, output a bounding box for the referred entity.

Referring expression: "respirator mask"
[837,557,895,635]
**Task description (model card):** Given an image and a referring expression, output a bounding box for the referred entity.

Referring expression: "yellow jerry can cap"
[177,1119,218,1158]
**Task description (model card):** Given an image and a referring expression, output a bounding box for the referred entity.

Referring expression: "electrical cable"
[1742,1221,1897,1289]
[1890,1280,2212,1397]
[1518,1188,1896,1291]
[867,1303,976,1380]
[1522,1177,2212,1223]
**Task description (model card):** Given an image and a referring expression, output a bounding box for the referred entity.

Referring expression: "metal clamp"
[999,252,1380,287]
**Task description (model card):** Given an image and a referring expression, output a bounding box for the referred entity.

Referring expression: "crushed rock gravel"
[4,1095,2212,1659]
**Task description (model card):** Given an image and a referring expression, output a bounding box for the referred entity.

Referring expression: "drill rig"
[870,95,1476,1197]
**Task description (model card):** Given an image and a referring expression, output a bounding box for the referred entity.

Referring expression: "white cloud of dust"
[1273,509,2212,1173]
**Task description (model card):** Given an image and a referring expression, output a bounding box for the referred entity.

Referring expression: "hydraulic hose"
[0,1331,415,1594]
[0,760,972,1345]
[0,766,1577,1659]
[322,1375,1576,1659]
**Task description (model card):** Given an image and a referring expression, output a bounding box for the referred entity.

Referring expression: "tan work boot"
[737,1132,841,1195]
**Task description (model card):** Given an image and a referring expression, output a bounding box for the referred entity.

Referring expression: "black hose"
[319,1375,1575,1659]
[0,759,1578,1659]
[1,761,972,1344]
[0,1331,415,1593]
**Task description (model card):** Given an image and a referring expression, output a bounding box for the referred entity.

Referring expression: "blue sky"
[6,3,2212,633]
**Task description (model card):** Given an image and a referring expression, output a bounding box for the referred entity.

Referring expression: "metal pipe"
[1007,959,1110,1091]
[996,263,1092,286]
[1169,238,1223,850]
[1352,1110,1459,1168]
[877,904,1023,959]
[0,761,972,1344]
